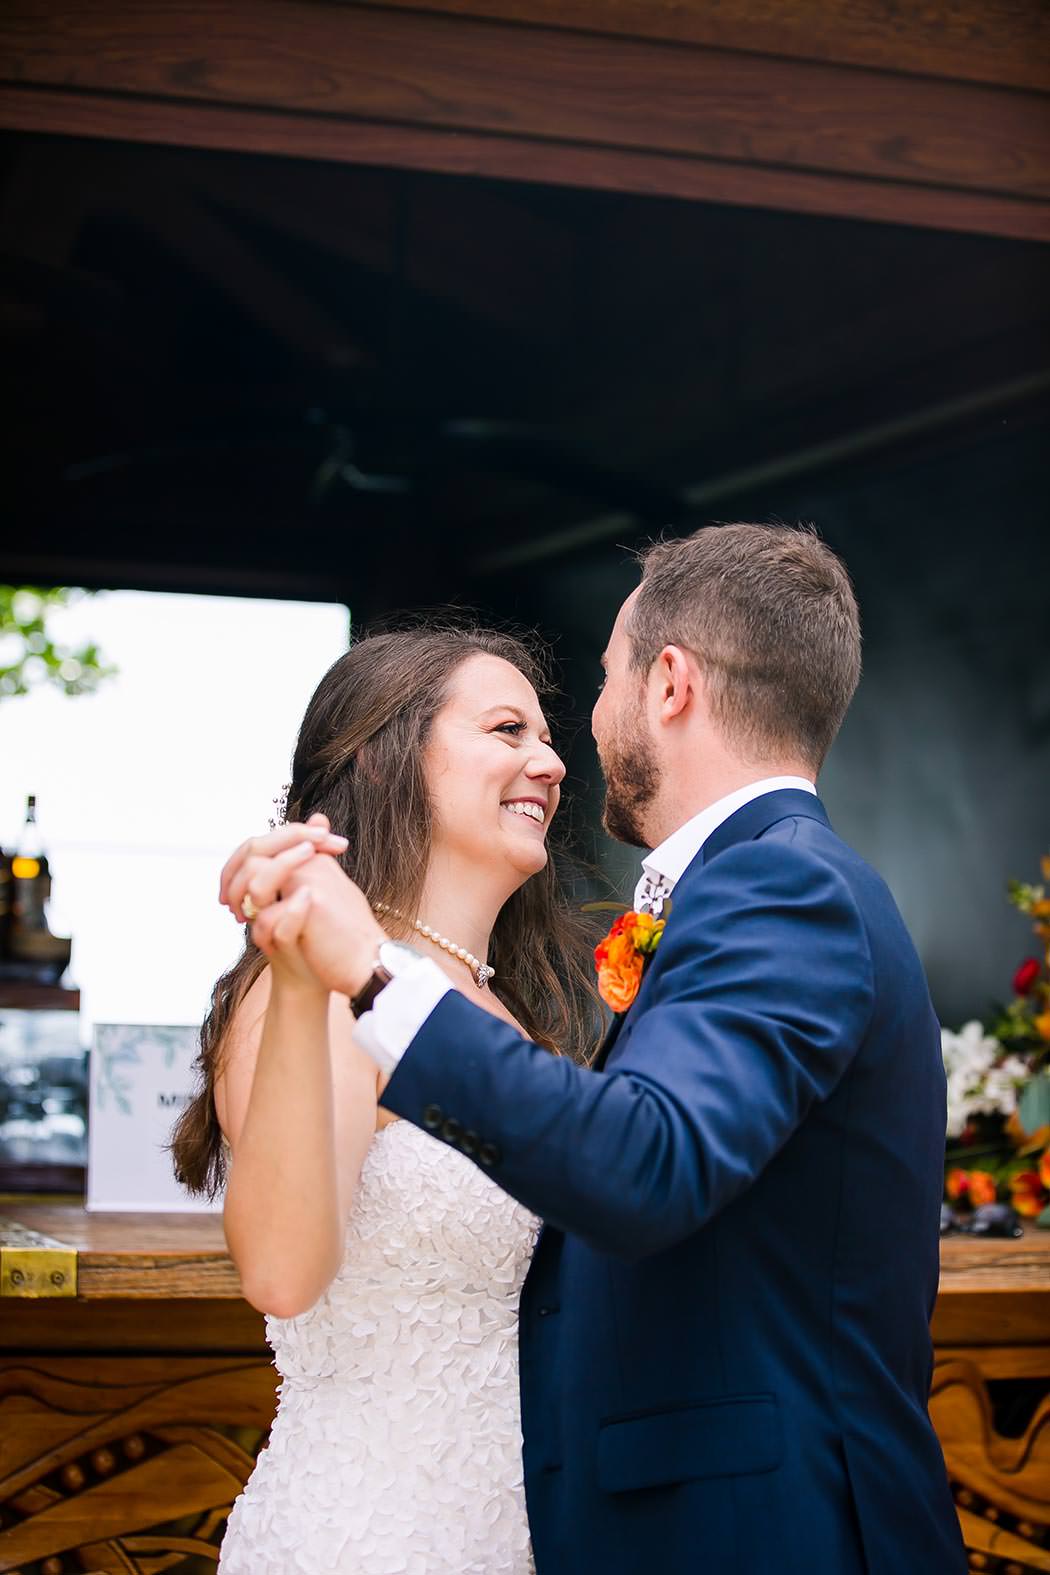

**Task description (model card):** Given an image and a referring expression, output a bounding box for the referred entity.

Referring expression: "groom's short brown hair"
[628,523,861,772]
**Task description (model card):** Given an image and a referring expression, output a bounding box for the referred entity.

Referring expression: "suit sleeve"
[380,836,875,1260]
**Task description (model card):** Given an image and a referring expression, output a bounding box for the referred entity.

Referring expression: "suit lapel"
[592,1010,625,1074]
[592,791,830,1075]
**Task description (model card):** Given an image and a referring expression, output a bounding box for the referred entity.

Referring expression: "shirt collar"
[634,777,817,907]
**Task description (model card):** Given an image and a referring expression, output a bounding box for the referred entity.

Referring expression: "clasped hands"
[218,815,387,1001]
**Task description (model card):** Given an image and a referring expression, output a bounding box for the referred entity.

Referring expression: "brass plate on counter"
[0,1218,77,1296]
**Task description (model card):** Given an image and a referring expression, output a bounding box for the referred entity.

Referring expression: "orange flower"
[596,937,644,1012]
[1035,1011,1050,1043]
[1040,1148,1050,1192]
[594,909,665,1012]
[967,1171,998,1207]
[946,1169,997,1206]
[1009,1171,1047,1218]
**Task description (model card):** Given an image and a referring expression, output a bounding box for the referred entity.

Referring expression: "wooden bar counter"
[1,1204,1048,1572]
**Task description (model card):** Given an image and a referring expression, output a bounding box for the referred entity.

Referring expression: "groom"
[263,524,966,1573]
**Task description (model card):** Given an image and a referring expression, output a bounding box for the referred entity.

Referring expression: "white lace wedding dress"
[218,1118,540,1574]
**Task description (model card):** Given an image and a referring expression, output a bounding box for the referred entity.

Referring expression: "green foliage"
[1007,877,1046,915]
[0,586,117,701]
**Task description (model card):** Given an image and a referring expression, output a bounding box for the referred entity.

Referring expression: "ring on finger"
[242,892,259,922]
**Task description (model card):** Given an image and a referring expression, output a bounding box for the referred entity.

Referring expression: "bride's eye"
[494,721,526,737]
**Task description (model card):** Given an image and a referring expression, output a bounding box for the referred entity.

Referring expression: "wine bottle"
[8,795,72,980]
[13,794,45,873]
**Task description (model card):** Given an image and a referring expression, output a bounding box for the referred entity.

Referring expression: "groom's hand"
[272,853,387,1000]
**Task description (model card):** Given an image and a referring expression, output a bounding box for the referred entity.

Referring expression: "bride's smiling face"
[424,653,565,884]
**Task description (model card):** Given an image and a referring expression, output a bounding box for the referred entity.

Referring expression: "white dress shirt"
[354,777,816,1076]
[632,776,817,911]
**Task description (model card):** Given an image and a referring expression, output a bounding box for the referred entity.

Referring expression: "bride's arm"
[216,906,380,1318]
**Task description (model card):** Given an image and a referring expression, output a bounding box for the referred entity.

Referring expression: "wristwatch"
[349,939,427,1017]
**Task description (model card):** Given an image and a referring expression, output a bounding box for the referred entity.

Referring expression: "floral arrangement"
[943,855,1050,1226]
[594,910,665,1013]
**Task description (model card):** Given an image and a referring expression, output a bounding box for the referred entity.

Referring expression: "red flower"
[1013,957,1042,996]
[1009,1171,1047,1218]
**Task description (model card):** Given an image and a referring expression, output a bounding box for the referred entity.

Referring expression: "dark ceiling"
[3,129,1048,615]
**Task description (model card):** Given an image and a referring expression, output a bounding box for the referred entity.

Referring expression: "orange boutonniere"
[594,910,666,1013]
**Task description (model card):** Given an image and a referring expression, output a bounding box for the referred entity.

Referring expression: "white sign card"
[87,1022,221,1212]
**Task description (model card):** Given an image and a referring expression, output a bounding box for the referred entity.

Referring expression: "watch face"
[377,939,425,976]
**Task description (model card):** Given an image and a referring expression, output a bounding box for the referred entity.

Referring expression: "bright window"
[1,590,350,1040]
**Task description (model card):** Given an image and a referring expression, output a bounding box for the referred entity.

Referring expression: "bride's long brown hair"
[172,620,605,1198]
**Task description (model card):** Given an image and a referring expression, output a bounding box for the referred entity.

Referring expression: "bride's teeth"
[502,801,544,822]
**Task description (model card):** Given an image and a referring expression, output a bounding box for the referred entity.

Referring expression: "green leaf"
[1017,1073,1050,1136]
[1037,1202,1050,1230]
[0,585,116,704]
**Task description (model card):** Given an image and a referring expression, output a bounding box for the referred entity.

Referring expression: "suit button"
[537,1305,558,1317]
[441,1117,462,1143]
[478,1141,501,1167]
[422,1104,443,1130]
[459,1129,479,1156]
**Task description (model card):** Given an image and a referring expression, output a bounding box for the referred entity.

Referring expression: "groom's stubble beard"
[599,710,661,850]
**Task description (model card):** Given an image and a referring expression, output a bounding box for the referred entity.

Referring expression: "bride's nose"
[525,741,566,786]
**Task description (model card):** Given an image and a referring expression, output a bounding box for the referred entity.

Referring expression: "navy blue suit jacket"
[382,790,965,1574]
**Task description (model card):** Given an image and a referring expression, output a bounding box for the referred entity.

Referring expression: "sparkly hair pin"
[268,782,291,830]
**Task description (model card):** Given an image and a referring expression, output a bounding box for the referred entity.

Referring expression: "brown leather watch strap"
[349,964,393,1018]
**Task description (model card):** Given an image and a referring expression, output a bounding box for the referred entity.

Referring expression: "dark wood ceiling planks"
[1,3,1047,603]
[0,0,1048,242]
[371,0,1050,92]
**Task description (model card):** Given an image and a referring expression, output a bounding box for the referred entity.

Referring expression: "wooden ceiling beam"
[372,0,1050,94]
[1,1,1047,243]
[475,366,1050,572]
[184,156,578,334]
[120,180,370,369]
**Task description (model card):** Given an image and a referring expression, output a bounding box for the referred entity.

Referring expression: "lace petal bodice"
[219,1119,540,1574]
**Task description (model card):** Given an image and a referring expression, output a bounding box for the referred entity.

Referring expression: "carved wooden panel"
[0,1348,1047,1569]
[931,1359,1050,1574]
[0,1356,278,1571]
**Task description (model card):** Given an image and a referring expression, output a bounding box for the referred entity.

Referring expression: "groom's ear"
[653,644,697,725]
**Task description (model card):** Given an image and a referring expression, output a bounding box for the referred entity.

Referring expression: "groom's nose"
[591,688,605,740]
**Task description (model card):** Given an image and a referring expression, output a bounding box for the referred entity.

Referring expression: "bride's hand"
[219,813,348,924]
[249,884,324,992]
[219,812,385,999]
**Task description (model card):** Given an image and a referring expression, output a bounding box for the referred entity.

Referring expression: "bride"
[171,623,601,1573]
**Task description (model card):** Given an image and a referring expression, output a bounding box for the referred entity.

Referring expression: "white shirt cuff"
[352,956,452,1076]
